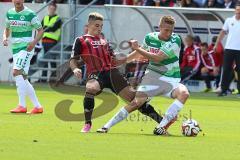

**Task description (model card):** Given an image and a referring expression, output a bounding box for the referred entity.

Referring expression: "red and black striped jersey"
[180,44,201,71]
[200,50,218,70]
[71,34,115,75]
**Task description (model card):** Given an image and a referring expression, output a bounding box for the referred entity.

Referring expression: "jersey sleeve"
[222,18,229,32]
[71,37,82,60]
[31,13,42,29]
[142,34,150,52]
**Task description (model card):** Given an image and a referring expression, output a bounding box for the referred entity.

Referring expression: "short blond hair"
[88,12,104,22]
[159,15,175,26]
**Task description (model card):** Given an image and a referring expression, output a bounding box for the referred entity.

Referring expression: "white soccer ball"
[182,119,201,137]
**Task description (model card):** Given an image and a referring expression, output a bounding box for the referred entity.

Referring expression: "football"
[182,119,201,137]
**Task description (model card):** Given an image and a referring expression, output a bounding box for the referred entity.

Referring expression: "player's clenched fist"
[129,40,139,50]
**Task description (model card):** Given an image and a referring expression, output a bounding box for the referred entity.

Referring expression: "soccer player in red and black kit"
[180,35,201,83]
[69,12,162,133]
[200,42,220,92]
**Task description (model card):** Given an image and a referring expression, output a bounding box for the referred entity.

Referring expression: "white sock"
[158,99,184,128]
[25,80,41,108]
[15,75,27,108]
[103,107,129,129]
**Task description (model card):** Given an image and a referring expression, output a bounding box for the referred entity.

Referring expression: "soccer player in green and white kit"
[97,16,190,135]
[2,0,44,114]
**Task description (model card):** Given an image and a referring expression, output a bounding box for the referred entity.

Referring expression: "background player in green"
[2,0,44,114]
[97,16,190,135]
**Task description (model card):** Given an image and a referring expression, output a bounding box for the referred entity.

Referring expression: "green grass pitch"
[0,83,240,160]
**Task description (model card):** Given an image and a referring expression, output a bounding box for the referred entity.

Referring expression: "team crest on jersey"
[20,16,25,21]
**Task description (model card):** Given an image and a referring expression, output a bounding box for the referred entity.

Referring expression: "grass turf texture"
[0,83,240,160]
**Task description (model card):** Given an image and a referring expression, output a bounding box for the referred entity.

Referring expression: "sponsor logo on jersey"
[91,39,107,48]
[9,20,29,27]
[149,47,160,54]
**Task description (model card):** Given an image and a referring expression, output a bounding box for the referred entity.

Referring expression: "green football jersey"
[5,7,42,54]
[142,32,181,78]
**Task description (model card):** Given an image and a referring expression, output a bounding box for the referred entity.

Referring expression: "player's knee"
[135,94,148,107]
[201,67,208,74]
[129,99,145,111]
[86,88,101,95]
[136,99,146,107]
[85,83,101,95]
[179,90,190,101]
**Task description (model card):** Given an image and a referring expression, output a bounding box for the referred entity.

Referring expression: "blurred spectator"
[45,0,67,3]
[123,0,134,4]
[216,0,224,5]
[205,0,224,7]
[192,0,207,7]
[154,0,176,7]
[54,0,66,3]
[223,0,236,8]
[193,35,202,46]
[143,0,156,5]
[105,0,123,4]
[180,35,201,83]
[79,0,122,5]
[39,2,62,82]
[42,2,62,54]
[181,0,199,7]
[24,0,33,2]
[78,0,104,5]
[123,0,143,6]
[200,42,220,92]
[34,0,44,3]
[134,0,143,5]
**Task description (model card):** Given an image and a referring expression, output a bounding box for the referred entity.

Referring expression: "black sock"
[83,94,95,125]
[138,102,162,123]
[215,75,220,88]
[202,73,211,89]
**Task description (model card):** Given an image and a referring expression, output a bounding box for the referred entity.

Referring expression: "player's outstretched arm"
[214,30,226,51]
[126,50,138,63]
[129,40,168,63]
[2,28,10,46]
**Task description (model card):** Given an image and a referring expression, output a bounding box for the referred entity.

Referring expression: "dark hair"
[49,2,57,8]
[193,35,201,44]
[212,36,217,43]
